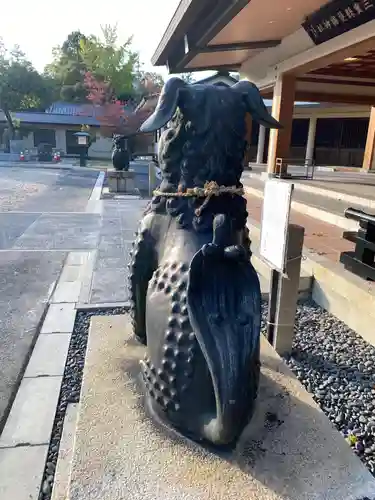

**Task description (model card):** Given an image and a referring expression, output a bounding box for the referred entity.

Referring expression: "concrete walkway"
[78,197,149,305]
[0,167,99,430]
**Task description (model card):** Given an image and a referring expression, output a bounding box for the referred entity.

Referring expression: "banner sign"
[302,0,375,45]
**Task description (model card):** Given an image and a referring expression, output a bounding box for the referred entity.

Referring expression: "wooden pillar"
[243,113,252,168]
[267,74,296,176]
[362,107,375,172]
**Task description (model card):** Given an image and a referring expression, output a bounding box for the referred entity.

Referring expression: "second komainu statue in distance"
[129,78,282,447]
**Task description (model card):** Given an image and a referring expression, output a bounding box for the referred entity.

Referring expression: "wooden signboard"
[302,0,375,45]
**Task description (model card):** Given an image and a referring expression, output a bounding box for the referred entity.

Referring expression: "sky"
[0,0,211,79]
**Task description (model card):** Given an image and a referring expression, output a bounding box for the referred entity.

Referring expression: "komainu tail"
[187,214,261,445]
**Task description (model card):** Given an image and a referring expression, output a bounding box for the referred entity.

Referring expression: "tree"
[80,25,139,101]
[0,39,56,142]
[46,25,140,103]
[81,72,150,138]
[133,71,164,98]
[45,31,88,102]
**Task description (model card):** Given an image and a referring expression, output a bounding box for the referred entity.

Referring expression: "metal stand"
[266,224,305,356]
[266,269,279,346]
[79,148,87,167]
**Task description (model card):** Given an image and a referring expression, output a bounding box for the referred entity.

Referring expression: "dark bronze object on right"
[340,207,375,281]
[129,78,282,447]
[112,134,130,171]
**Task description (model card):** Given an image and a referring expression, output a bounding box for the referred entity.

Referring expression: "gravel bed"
[38,307,126,500]
[262,299,375,477]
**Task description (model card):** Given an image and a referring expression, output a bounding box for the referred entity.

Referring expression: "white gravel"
[261,299,375,477]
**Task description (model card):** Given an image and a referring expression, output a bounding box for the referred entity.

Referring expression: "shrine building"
[151,0,375,174]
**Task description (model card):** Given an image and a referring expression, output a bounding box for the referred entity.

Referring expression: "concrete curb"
[293,183,375,211]
[101,186,142,199]
[246,171,375,210]
[51,403,78,500]
[0,162,110,174]
[89,171,106,201]
[76,301,130,311]
[0,247,93,498]
[244,185,358,231]
[247,217,375,347]
[0,161,74,170]
[85,170,106,214]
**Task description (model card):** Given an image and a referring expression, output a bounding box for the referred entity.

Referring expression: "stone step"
[67,314,375,500]
[243,170,375,210]
[289,179,375,211]
[247,217,375,347]
[242,175,368,231]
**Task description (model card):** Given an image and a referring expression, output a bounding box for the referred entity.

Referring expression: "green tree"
[0,39,56,141]
[80,25,139,100]
[45,31,88,102]
[46,25,140,103]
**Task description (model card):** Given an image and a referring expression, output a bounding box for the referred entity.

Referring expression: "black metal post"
[267,269,280,345]
[79,147,86,167]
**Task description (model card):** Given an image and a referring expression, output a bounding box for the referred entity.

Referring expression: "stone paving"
[0,165,148,430]
[0,163,365,431]
[13,214,101,250]
[0,166,98,429]
[0,168,149,499]
[84,198,149,304]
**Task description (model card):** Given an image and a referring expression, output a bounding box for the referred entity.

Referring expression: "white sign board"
[260,179,293,273]
[78,136,87,145]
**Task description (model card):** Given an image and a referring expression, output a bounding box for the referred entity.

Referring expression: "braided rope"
[153,181,244,216]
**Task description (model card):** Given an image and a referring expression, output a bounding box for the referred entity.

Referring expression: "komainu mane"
[128,78,281,446]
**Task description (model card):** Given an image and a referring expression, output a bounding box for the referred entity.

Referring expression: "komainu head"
[141,78,281,191]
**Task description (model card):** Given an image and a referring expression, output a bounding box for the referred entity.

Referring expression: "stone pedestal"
[67,315,375,500]
[107,169,137,194]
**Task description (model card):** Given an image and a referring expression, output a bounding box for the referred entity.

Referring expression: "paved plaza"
[88,199,147,304]
[0,166,99,428]
[0,165,150,430]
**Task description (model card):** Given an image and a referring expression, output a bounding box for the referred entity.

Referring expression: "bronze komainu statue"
[129,78,281,446]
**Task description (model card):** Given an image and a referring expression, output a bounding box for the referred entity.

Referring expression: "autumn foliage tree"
[134,71,164,99]
[82,72,150,138]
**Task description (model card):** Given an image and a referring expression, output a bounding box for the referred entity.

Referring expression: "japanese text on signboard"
[302,0,375,45]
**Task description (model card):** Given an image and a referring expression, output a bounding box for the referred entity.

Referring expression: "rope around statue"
[153,181,244,216]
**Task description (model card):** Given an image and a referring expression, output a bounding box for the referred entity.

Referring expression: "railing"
[340,207,375,281]
[275,158,315,179]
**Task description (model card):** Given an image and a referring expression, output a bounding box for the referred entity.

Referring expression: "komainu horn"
[128,78,282,446]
